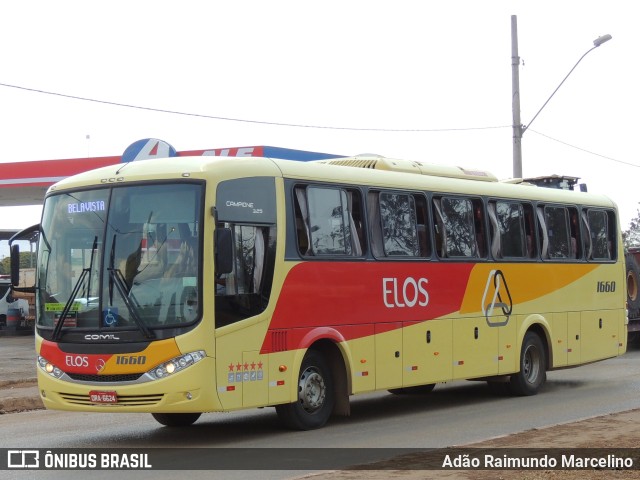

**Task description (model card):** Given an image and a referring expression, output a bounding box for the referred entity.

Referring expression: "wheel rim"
[523,344,541,384]
[297,366,326,414]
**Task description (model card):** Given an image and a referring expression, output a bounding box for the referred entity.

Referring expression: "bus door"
[213,177,277,410]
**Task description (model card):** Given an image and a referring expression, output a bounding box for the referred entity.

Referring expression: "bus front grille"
[67,373,144,382]
[58,392,164,406]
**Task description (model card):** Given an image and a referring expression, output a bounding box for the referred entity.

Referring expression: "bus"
[10,152,627,430]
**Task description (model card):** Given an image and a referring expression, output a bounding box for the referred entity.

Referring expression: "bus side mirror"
[215,228,233,275]
[9,223,39,293]
[10,244,20,287]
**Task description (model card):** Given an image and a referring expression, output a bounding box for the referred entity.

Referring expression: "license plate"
[89,390,118,404]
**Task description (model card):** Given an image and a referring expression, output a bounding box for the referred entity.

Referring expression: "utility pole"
[511,15,523,179]
[510,14,611,179]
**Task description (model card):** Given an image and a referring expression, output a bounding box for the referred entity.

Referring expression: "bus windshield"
[37,183,203,335]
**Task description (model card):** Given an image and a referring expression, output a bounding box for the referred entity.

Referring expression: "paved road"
[1,342,639,479]
[0,335,36,385]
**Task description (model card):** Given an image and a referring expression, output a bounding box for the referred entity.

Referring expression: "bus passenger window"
[544,206,570,259]
[379,192,419,256]
[293,185,363,257]
[568,208,581,259]
[492,201,527,259]
[438,196,477,258]
[414,195,431,257]
[346,189,365,256]
[473,200,487,258]
[367,191,384,257]
[587,209,614,260]
[523,204,536,258]
[432,199,446,258]
[294,188,310,255]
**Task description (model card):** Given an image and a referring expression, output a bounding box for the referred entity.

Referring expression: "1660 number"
[596,281,616,293]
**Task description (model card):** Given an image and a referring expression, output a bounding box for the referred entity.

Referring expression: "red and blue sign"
[121,139,178,162]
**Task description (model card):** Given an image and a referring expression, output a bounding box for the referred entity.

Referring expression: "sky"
[0,1,638,257]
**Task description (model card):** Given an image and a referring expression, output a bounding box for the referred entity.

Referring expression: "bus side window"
[294,187,311,256]
[587,209,615,260]
[606,210,617,260]
[378,192,419,257]
[568,208,581,259]
[415,195,431,257]
[487,202,502,258]
[367,192,384,257]
[296,185,362,257]
[432,198,447,258]
[581,210,593,260]
[439,196,477,258]
[472,199,486,258]
[346,189,364,256]
[543,206,571,259]
[523,203,536,258]
[536,206,549,259]
[369,190,429,259]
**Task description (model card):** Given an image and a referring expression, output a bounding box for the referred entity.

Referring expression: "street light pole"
[511,16,523,179]
[511,14,612,178]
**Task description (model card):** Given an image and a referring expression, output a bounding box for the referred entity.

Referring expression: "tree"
[623,209,640,249]
[0,256,8,275]
[0,252,35,275]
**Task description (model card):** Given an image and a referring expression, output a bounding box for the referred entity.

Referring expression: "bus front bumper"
[36,356,221,413]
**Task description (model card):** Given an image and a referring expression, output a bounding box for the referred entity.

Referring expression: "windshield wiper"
[51,236,98,341]
[107,233,154,339]
[51,268,88,341]
[108,267,155,339]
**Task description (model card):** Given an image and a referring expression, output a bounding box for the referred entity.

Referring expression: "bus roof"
[47,154,617,210]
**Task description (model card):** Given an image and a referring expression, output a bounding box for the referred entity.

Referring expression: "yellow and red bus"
[10,152,627,430]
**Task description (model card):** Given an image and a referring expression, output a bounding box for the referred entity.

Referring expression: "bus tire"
[151,412,201,427]
[388,384,436,395]
[626,254,640,318]
[509,331,546,396]
[275,349,335,430]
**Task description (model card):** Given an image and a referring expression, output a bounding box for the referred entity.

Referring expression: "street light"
[511,15,611,178]
[522,34,612,136]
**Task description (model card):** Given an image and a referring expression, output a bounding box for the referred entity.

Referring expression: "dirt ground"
[304,408,640,480]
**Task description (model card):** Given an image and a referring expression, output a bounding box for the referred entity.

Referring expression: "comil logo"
[8,450,39,468]
[481,269,513,327]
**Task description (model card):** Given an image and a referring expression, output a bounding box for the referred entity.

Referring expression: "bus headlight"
[147,350,206,380]
[37,356,64,379]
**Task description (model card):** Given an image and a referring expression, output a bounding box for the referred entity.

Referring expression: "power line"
[1,82,636,168]
[529,129,640,168]
[0,82,509,133]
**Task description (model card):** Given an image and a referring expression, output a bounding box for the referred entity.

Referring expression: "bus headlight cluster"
[37,356,64,379]
[147,351,206,380]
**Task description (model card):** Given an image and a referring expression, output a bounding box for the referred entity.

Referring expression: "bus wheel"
[388,384,436,395]
[509,331,546,396]
[626,253,640,318]
[151,412,201,427]
[275,349,335,430]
